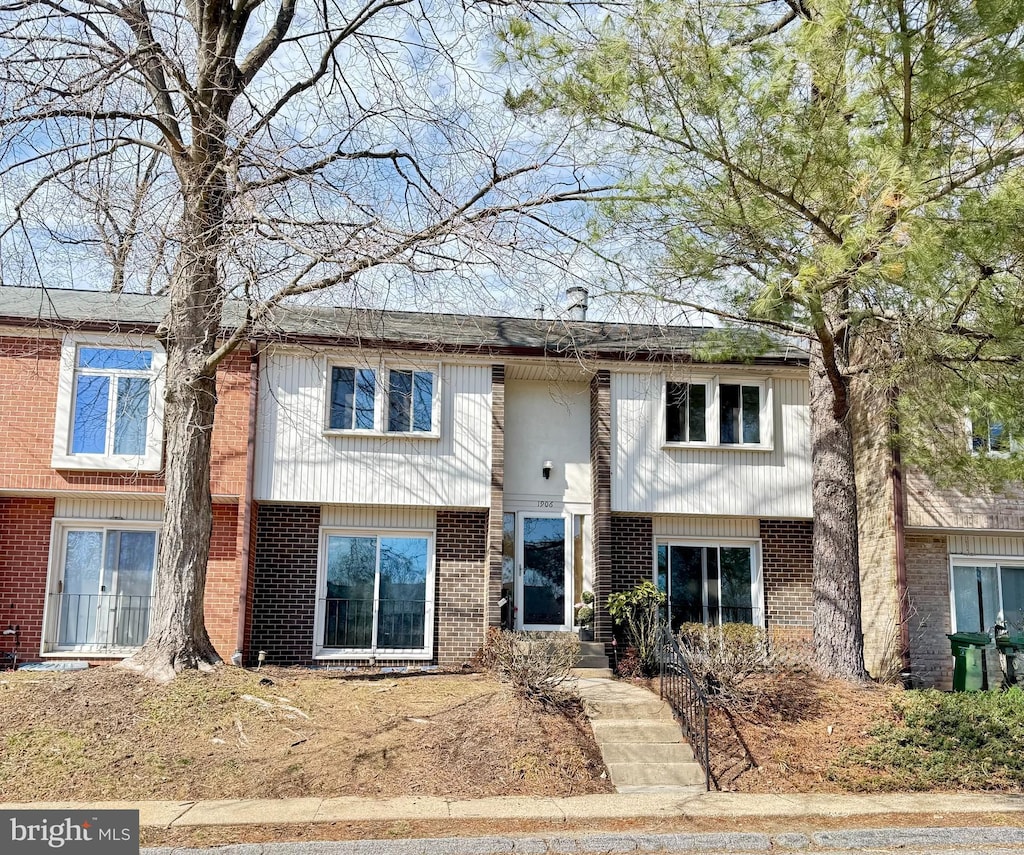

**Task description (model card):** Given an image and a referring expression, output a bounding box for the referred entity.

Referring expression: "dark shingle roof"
[0,285,805,364]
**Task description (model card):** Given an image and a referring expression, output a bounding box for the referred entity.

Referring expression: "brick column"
[436,509,488,665]
[590,370,612,642]
[486,364,505,628]
[248,504,320,666]
[0,497,55,663]
[760,519,814,632]
[610,515,653,593]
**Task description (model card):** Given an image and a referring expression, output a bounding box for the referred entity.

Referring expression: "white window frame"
[965,413,1017,457]
[41,518,161,657]
[323,359,441,439]
[653,537,765,627]
[314,526,435,660]
[949,554,1024,634]
[51,334,166,472]
[663,375,774,450]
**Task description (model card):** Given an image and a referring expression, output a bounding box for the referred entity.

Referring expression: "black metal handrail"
[658,623,711,791]
[56,593,152,650]
[323,597,428,651]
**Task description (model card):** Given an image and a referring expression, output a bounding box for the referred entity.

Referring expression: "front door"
[516,515,570,630]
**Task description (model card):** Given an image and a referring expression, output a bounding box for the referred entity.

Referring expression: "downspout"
[889,396,911,683]
[235,342,260,659]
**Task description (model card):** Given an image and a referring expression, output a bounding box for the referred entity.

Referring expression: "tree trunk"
[809,341,869,682]
[119,163,227,681]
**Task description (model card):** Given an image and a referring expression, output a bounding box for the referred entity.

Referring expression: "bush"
[676,622,774,708]
[481,629,580,708]
[839,687,1024,790]
[607,582,665,677]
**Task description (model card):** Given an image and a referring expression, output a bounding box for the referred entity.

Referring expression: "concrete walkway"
[2,792,1021,828]
[574,677,705,793]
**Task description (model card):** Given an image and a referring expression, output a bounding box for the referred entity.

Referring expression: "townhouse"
[0,284,1018,688]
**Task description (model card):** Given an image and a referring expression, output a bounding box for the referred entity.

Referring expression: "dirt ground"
[0,667,612,802]
[706,676,901,792]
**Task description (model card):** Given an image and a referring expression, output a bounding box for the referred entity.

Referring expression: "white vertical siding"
[320,505,436,529]
[54,496,164,521]
[504,379,592,505]
[949,535,1024,557]
[255,352,491,507]
[652,516,761,539]
[612,371,812,517]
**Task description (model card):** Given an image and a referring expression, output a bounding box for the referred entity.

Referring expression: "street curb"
[141,826,1024,855]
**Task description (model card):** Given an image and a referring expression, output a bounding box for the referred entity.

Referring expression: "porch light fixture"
[542,460,553,480]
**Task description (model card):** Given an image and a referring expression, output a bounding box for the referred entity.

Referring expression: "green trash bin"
[947,632,991,692]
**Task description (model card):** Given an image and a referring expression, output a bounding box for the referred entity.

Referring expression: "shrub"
[676,622,774,708]
[838,687,1024,790]
[607,581,665,677]
[482,629,580,708]
[575,604,594,626]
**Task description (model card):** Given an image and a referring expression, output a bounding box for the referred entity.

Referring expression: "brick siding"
[436,509,488,666]
[905,532,953,689]
[610,515,654,593]
[760,519,814,628]
[205,503,242,659]
[248,504,321,667]
[0,497,55,663]
[590,371,612,642]
[0,335,251,497]
[486,365,505,628]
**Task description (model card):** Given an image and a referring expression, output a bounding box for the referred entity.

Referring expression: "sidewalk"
[2,791,1021,828]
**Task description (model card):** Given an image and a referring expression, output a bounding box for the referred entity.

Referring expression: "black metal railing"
[323,597,427,651]
[56,593,152,650]
[658,623,711,791]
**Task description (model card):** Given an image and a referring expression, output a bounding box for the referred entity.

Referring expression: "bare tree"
[0,0,604,680]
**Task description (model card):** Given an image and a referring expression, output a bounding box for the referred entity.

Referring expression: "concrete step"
[576,655,611,669]
[605,761,707,788]
[590,720,684,744]
[570,667,614,679]
[616,783,707,794]
[583,699,672,720]
[577,641,607,656]
[599,741,695,764]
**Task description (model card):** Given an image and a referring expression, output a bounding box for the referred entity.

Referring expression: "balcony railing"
[323,597,428,652]
[55,592,153,651]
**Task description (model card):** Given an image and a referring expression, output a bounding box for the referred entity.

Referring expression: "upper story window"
[326,362,439,437]
[664,376,772,450]
[968,411,1016,456]
[52,337,165,472]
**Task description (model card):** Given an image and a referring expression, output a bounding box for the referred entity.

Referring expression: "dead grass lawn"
[0,667,611,801]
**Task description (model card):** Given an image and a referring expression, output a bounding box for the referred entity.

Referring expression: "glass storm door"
[516,516,569,630]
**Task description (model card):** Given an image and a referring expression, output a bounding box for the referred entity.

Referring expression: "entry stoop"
[571,641,613,678]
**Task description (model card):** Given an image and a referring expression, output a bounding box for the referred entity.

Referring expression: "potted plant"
[576,590,595,642]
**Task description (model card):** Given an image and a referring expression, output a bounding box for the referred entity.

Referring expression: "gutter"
[235,342,260,660]
[890,399,912,682]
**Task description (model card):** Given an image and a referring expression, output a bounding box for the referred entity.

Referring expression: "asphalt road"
[142,826,1024,855]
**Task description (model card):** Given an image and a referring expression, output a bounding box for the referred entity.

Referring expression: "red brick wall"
[0,334,250,497]
[436,509,488,666]
[760,519,814,628]
[205,503,241,659]
[248,504,320,667]
[0,497,55,663]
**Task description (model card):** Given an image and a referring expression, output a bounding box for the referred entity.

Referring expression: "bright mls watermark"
[1,810,138,853]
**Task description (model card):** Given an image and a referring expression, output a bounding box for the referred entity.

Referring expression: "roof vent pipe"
[566,286,589,321]
[534,305,545,320]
